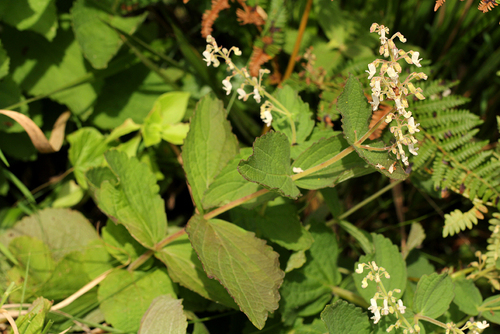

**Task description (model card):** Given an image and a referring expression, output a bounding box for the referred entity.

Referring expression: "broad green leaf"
[280,221,342,324]
[106,118,142,143]
[92,150,168,249]
[338,220,373,254]
[293,318,328,334]
[238,131,301,199]
[452,278,482,316]
[14,297,52,334]
[406,251,435,279]
[403,222,426,259]
[338,75,408,180]
[3,24,99,117]
[98,268,177,332]
[321,300,371,334]
[182,93,239,213]
[230,198,314,251]
[8,236,55,285]
[186,215,284,329]
[272,85,315,144]
[0,76,29,130]
[0,40,9,79]
[143,92,191,146]
[0,0,57,40]
[292,134,371,189]
[413,273,454,318]
[38,251,90,301]
[202,147,267,210]
[480,295,500,324]
[0,208,98,261]
[71,0,147,69]
[290,129,341,160]
[51,180,85,208]
[91,64,178,129]
[139,295,187,334]
[155,231,237,309]
[354,234,406,302]
[102,222,149,265]
[83,239,115,280]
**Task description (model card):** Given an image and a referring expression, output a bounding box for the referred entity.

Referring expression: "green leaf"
[92,150,168,249]
[8,236,55,285]
[3,24,99,117]
[338,75,408,180]
[102,222,149,265]
[51,180,85,208]
[238,131,301,199]
[480,295,500,324]
[98,268,177,332]
[186,215,284,329]
[142,92,191,146]
[321,300,371,334]
[292,134,371,189]
[452,278,482,316]
[337,220,373,254]
[154,231,237,309]
[0,208,98,261]
[14,297,52,334]
[272,85,315,144]
[82,239,115,280]
[230,198,314,251]
[280,221,342,324]
[182,93,239,213]
[285,250,307,273]
[403,223,426,259]
[413,273,454,318]
[91,64,178,128]
[0,40,9,80]
[139,295,187,334]
[71,0,147,69]
[354,234,406,302]
[0,0,57,40]
[202,147,268,210]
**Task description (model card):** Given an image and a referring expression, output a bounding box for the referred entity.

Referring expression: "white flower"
[237,88,247,101]
[412,51,422,67]
[253,87,261,103]
[355,263,365,274]
[476,321,489,329]
[202,50,213,66]
[371,261,379,271]
[366,63,376,79]
[292,167,304,174]
[407,117,420,134]
[222,78,232,95]
[361,278,368,288]
[386,66,398,81]
[368,299,381,324]
[370,93,380,111]
[371,79,381,96]
[409,143,418,156]
[261,110,272,127]
[233,47,242,56]
[388,164,395,174]
[382,299,390,315]
[397,299,406,314]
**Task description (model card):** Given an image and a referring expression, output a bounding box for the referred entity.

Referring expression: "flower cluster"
[356,261,418,333]
[366,23,428,167]
[202,35,274,127]
[445,320,490,334]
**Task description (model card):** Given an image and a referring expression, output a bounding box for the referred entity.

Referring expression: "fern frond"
[478,0,499,13]
[412,95,470,113]
[443,204,486,237]
[486,213,500,268]
[201,0,231,38]
[434,0,446,11]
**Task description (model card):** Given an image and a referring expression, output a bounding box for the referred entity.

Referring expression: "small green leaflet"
[413,273,454,319]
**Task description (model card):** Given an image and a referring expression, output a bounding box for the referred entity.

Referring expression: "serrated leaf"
[272,85,315,144]
[321,300,371,334]
[292,134,372,189]
[238,131,301,199]
[92,150,167,249]
[452,278,482,316]
[186,215,284,329]
[0,0,58,40]
[280,221,342,324]
[3,24,99,117]
[154,231,237,309]
[143,92,191,146]
[203,148,266,210]
[98,268,177,332]
[480,295,500,324]
[14,297,52,334]
[182,93,239,213]
[413,273,454,318]
[230,198,313,251]
[71,0,147,69]
[354,234,406,302]
[139,295,187,334]
[338,75,408,180]
[102,222,148,265]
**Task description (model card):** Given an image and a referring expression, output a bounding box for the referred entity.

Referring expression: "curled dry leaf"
[201,0,231,38]
[0,110,70,153]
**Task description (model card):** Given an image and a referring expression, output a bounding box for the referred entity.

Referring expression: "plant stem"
[204,188,270,220]
[292,146,355,181]
[330,286,369,308]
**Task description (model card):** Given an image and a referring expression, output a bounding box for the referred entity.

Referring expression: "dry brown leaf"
[236,5,265,26]
[478,0,498,12]
[434,0,446,11]
[249,43,272,77]
[201,0,231,38]
[368,105,391,140]
[0,110,70,153]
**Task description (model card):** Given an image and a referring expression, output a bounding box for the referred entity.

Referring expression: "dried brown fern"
[201,0,231,38]
[237,4,265,26]
[478,0,498,12]
[249,43,273,77]
[434,0,446,11]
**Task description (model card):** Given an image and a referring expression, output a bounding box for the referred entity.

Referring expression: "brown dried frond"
[236,5,265,26]
[183,0,189,3]
[201,0,231,38]
[434,0,446,11]
[368,105,392,140]
[478,0,498,12]
[249,43,272,77]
